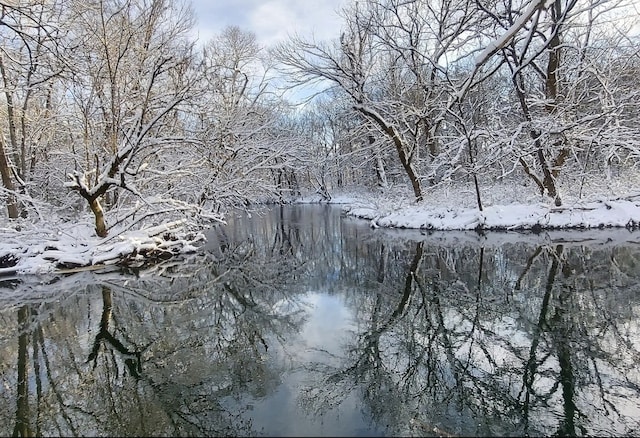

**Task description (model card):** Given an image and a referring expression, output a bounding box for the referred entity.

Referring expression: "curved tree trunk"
[355,105,423,202]
[90,198,108,238]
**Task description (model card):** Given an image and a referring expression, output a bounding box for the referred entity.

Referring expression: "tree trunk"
[355,105,423,202]
[0,55,22,179]
[545,0,562,112]
[90,198,108,237]
[369,135,388,189]
[513,74,562,206]
[0,136,20,219]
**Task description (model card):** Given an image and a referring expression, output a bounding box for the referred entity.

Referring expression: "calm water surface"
[1,204,640,436]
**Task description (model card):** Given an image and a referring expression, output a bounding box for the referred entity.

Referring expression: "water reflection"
[0,204,639,436]
[234,292,374,437]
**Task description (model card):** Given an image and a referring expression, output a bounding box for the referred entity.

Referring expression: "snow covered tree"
[62,0,197,237]
[289,93,378,197]
[477,0,579,206]
[557,3,640,194]
[470,0,640,205]
[276,0,488,203]
[0,0,66,219]
[193,26,303,208]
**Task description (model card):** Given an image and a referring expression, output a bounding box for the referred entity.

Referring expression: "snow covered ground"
[337,194,640,231]
[0,218,205,277]
[299,176,640,231]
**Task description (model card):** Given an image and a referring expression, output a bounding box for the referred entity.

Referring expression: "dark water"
[1,204,640,437]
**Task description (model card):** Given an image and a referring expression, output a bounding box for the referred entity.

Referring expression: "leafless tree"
[0,0,67,219]
[472,0,640,205]
[62,0,197,237]
[191,26,305,209]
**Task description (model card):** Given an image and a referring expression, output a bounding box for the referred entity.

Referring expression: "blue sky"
[189,0,349,47]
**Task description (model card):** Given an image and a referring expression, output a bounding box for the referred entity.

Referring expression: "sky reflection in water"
[236,292,382,437]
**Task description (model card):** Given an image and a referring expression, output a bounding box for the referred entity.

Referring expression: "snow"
[457,0,548,100]
[345,199,640,231]
[0,218,206,276]
[473,0,546,69]
[298,180,640,233]
[3,181,640,276]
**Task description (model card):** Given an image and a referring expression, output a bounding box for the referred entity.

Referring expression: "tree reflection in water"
[0,225,308,437]
[301,229,640,437]
[0,205,639,437]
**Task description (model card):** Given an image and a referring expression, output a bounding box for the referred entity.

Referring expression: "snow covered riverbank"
[299,183,640,232]
[3,183,640,276]
[0,219,205,277]
[343,197,640,231]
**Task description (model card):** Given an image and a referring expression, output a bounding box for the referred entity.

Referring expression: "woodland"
[0,0,639,272]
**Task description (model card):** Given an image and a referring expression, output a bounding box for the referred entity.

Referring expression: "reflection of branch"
[35,314,78,435]
[429,278,462,385]
[519,244,563,433]
[86,286,143,379]
[87,330,143,379]
[550,255,584,436]
[477,247,484,290]
[223,283,256,311]
[515,246,543,290]
[391,242,424,319]
[301,242,425,419]
[377,243,387,283]
[554,313,579,436]
[409,417,457,437]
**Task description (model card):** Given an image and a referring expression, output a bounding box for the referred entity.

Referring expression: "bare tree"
[194,26,304,208]
[485,0,577,205]
[473,0,639,205]
[276,0,496,203]
[63,0,196,237]
[0,1,66,219]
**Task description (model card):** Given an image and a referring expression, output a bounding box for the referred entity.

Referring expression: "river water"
[1,204,639,436]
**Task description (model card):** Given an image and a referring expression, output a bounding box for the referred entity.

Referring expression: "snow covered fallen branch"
[0,219,207,276]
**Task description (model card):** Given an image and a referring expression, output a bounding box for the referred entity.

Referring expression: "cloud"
[249,0,345,46]
[190,0,347,47]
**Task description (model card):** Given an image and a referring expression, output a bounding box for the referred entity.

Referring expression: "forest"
[0,0,639,270]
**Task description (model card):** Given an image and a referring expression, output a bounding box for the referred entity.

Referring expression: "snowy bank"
[297,187,640,232]
[0,219,205,276]
[4,185,640,276]
[346,198,640,231]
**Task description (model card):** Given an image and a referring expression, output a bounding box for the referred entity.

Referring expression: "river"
[0,204,639,436]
